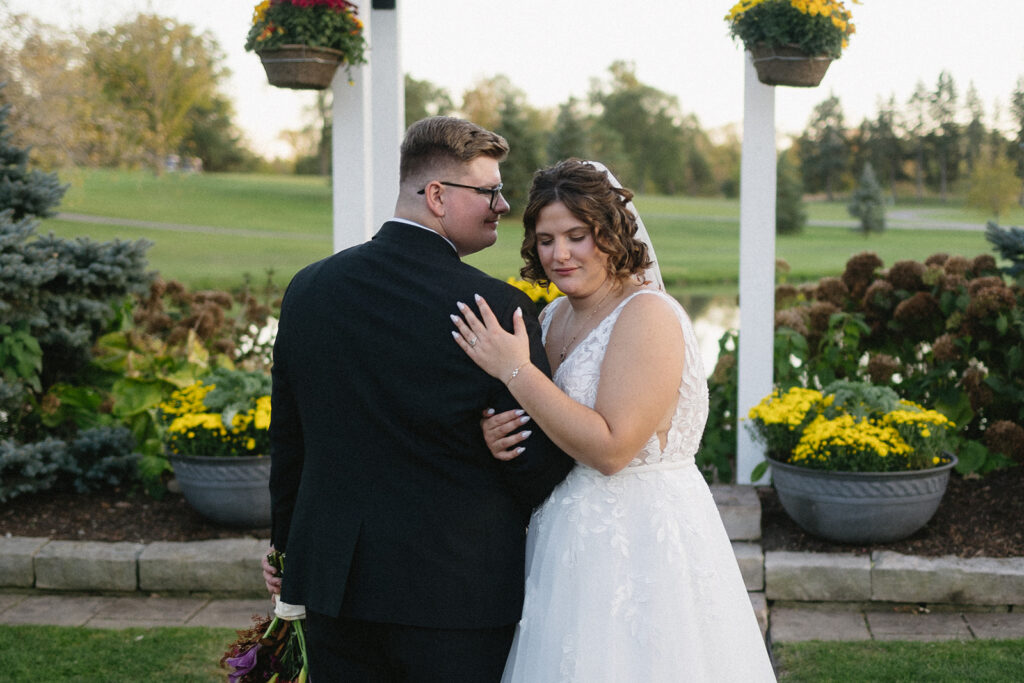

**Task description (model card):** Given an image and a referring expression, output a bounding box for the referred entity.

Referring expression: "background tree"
[460,75,508,132]
[83,14,226,171]
[0,90,67,220]
[963,83,987,178]
[0,14,125,168]
[863,96,902,192]
[179,94,258,172]
[547,97,590,162]
[927,70,961,200]
[776,149,806,235]
[681,122,716,195]
[797,94,849,199]
[404,75,455,128]
[706,125,742,197]
[903,81,931,199]
[967,155,1020,219]
[1011,77,1024,206]
[591,61,690,194]
[494,89,548,207]
[848,162,886,235]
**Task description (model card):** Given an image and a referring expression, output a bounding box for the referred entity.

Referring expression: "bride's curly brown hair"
[520,159,652,287]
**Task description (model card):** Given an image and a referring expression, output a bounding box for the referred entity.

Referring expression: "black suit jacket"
[269,221,573,628]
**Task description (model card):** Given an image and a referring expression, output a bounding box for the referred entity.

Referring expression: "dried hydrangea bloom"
[861,279,895,313]
[966,284,1016,321]
[887,259,927,292]
[967,276,1007,297]
[775,283,800,309]
[931,333,960,363]
[983,420,1024,464]
[775,308,809,336]
[962,366,994,411]
[893,291,943,339]
[807,300,839,336]
[841,251,883,300]
[943,255,970,277]
[940,273,967,293]
[867,353,900,384]
[924,253,950,268]
[711,352,735,385]
[970,254,998,276]
[815,276,850,308]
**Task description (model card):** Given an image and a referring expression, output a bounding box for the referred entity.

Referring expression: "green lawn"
[0,625,234,681]
[774,639,1024,682]
[1,624,1021,681]
[37,168,1014,296]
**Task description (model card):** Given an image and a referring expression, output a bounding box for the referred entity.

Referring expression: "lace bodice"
[540,290,709,469]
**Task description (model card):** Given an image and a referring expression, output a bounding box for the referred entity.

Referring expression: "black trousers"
[305,611,516,683]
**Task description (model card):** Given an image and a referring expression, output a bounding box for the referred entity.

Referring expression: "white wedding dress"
[501,290,776,682]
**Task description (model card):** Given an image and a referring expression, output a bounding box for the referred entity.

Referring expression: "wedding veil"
[585,160,665,291]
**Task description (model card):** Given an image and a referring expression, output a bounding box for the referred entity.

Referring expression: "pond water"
[677,294,740,376]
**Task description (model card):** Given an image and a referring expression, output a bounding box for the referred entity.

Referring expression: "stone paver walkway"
[770,606,1024,642]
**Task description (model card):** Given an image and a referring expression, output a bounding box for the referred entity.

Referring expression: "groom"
[266,116,573,681]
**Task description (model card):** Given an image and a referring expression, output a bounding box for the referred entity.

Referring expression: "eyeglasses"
[417,181,505,212]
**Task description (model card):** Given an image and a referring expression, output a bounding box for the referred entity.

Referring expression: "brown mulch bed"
[760,465,1024,558]
[1,467,1022,557]
[0,489,270,544]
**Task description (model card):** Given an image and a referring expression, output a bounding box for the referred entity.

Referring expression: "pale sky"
[6,0,1024,158]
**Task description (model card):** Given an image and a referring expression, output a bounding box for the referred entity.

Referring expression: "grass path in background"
[41,168,1012,295]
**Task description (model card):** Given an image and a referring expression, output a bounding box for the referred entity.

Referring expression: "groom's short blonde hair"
[399,117,509,187]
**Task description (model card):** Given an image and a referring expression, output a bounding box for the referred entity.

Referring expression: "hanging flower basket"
[749,44,832,88]
[257,44,347,90]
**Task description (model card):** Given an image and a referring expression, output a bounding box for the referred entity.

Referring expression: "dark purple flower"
[226,644,261,682]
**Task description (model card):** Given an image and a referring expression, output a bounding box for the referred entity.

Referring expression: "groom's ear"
[421,180,447,217]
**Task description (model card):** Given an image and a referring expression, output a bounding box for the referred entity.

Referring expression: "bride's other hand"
[451,294,530,381]
[481,408,532,461]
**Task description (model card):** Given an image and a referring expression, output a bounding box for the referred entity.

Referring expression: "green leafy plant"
[726,0,859,60]
[699,331,739,482]
[0,322,43,392]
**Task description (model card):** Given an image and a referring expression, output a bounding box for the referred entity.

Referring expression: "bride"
[452,159,776,681]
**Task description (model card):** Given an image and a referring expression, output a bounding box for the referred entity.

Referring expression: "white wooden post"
[369,3,404,227]
[736,52,777,484]
[331,7,374,254]
[331,2,404,253]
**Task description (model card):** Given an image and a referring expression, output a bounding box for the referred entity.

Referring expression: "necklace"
[559,282,614,362]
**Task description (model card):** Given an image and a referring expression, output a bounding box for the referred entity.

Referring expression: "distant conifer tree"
[848,162,886,235]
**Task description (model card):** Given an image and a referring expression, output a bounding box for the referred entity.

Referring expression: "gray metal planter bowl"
[169,454,271,527]
[769,454,958,544]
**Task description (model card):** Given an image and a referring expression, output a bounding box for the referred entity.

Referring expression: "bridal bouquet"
[221,551,308,682]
